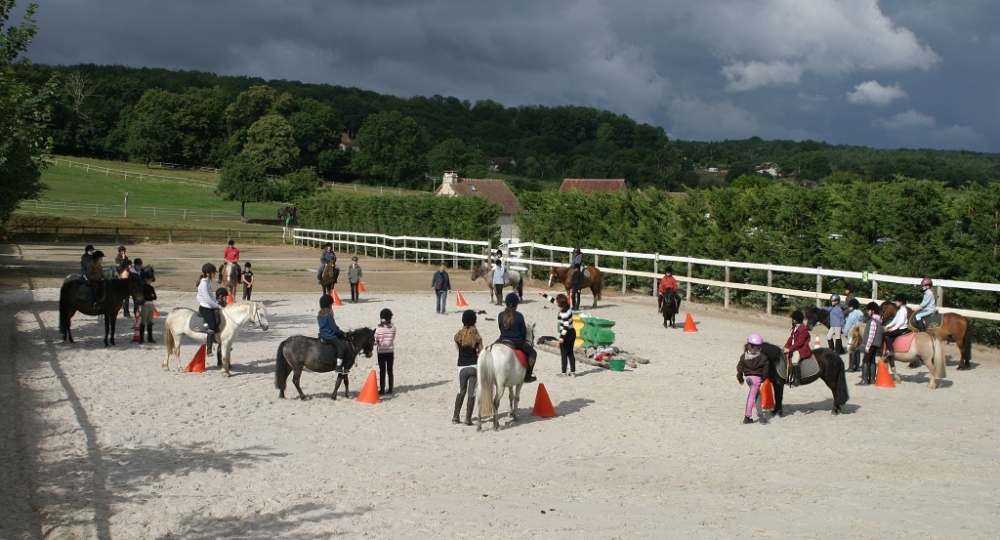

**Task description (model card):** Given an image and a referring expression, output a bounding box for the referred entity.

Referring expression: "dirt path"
[2,242,999,539]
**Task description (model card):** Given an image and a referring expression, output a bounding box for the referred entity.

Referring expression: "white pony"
[163,301,269,376]
[477,324,534,431]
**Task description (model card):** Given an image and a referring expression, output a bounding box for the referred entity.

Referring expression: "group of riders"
[77,244,158,341]
[774,278,938,388]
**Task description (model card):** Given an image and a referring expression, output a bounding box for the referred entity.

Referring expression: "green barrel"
[580,316,616,348]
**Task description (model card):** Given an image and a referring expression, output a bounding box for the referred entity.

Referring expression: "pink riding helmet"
[747,334,764,346]
[920,278,933,287]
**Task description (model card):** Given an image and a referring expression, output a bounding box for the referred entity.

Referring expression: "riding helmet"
[244,262,251,268]
[495,259,502,266]
[227,239,235,246]
[866,302,880,312]
[84,244,94,252]
[664,267,673,274]
[325,242,332,249]
[504,292,520,307]
[462,309,477,326]
[319,294,333,308]
[118,245,126,252]
[133,258,142,267]
[830,293,841,303]
[92,250,105,259]
[216,287,229,298]
[351,256,358,262]
[844,283,854,292]
[848,298,860,309]
[791,310,804,323]
[747,333,763,346]
[380,308,393,323]
[894,293,907,304]
[920,278,933,287]
[573,247,581,254]
[202,263,217,275]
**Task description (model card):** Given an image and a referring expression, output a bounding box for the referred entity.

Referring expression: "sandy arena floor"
[1,243,998,539]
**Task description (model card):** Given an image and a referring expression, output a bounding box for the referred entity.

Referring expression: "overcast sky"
[26,0,999,152]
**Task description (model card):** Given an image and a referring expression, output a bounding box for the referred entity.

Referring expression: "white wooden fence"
[293,228,1000,322]
[47,157,216,188]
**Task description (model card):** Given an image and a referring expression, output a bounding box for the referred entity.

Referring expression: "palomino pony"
[548,266,603,308]
[471,262,524,303]
[219,262,241,299]
[659,289,682,328]
[477,324,534,431]
[902,308,972,370]
[847,324,945,388]
[274,327,376,400]
[760,342,849,416]
[59,273,147,346]
[320,260,340,296]
[163,301,270,376]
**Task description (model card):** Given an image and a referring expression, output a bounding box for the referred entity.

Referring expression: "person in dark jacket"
[498,292,537,383]
[80,245,95,281]
[140,273,157,343]
[737,333,769,424]
[317,294,349,371]
[87,250,106,309]
[859,302,884,386]
[782,310,812,387]
[432,264,451,314]
[452,309,483,425]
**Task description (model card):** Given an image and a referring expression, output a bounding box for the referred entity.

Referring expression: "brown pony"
[548,266,602,308]
[884,301,973,370]
[320,260,340,296]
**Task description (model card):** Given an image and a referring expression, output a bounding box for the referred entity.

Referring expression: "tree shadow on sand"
[155,502,369,540]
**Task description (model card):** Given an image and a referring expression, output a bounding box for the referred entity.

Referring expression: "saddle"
[187,313,228,334]
[918,312,942,330]
[776,355,819,382]
[495,339,528,368]
[75,282,106,303]
[892,332,916,354]
[317,336,352,370]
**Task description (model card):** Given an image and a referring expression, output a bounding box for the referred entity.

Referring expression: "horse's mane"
[761,342,783,364]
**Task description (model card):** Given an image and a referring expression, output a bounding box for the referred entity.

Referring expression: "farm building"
[436,172,521,241]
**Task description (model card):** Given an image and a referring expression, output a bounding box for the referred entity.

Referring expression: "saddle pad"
[799,356,820,379]
[188,313,228,334]
[76,286,95,302]
[513,349,528,369]
[922,312,942,329]
[894,332,915,354]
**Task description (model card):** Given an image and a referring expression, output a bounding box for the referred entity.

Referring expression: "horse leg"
[888,359,901,383]
[772,380,784,417]
[332,374,342,400]
[292,366,308,400]
[342,374,350,399]
[104,315,112,346]
[493,393,502,431]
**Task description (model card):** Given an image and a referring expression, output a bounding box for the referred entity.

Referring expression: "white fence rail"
[47,157,216,188]
[293,228,1000,323]
[18,200,242,221]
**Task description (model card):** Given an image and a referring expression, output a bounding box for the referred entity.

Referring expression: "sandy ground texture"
[2,242,1000,539]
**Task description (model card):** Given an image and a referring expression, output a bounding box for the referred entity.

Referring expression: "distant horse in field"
[275,328,375,400]
[163,301,270,376]
[219,262,241,299]
[659,289,682,328]
[848,323,945,389]
[477,324,535,431]
[59,271,148,346]
[320,260,340,296]
[471,262,524,303]
[760,342,849,416]
[548,266,602,308]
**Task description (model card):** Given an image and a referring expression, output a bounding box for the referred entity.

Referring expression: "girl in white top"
[197,263,222,354]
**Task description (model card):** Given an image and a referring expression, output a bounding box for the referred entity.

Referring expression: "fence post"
[621,254,627,294]
[594,253,599,269]
[686,261,692,302]
[872,280,879,302]
[529,244,534,280]
[816,268,823,308]
[114,227,119,243]
[452,241,457,269]
[652,255,659,297]
[767,269,773,315]
[937,285,944,310]
[402,239,407,262]
[168,230,172,243]
[724,263,730,309]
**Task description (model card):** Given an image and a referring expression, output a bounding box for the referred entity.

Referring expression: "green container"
[608,359,626,371]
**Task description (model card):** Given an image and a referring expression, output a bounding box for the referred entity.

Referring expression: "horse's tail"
[933,335,947,380]
[275,338,290,390]
[477,346,498,420]
[163,319,177,361]
[594,270,602,301]
[517,272,524,299]
[834,354,850,406]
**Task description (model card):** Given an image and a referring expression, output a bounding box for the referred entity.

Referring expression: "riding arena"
[2,241,998,539]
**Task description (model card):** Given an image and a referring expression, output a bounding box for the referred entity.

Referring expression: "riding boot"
[835,339,845,355]
[452,394,464,424]
[858,363,870,385]
[205,333,214,355]
[827,339,835,351]
[523,360,537,383]
[848,350,859,372]
[465,392,475,426]
[146,324,155,343]
[790,364,801,387]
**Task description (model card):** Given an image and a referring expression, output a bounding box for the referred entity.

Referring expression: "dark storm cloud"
[27,0,999,151]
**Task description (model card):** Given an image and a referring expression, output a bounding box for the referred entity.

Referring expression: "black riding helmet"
[505,292,520,307]
[92,250,105,259]
[380,308,393,323]
[894,293,907,304]
[84,244,94,252]
[202,263,217,274]
[462,309,477,326]
[848,298,860,309]
[228,239,235,246]
[791,310,804,323]
[216,287,228,298]
[319,294,333,309]
[118,245,126,253]
[866,301,880,312]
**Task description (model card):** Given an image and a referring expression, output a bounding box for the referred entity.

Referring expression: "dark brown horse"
[883,301,971,370]
[760,342,849,416]
[320,260,340,296]
[59,275,147,346]
[548,266,603,308]
[659,289,681,328]
[275,328,375,400]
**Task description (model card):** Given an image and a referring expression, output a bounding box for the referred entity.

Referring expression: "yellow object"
[572,313,584,348]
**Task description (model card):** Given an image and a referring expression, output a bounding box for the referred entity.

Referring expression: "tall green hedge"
[297,191,501,244]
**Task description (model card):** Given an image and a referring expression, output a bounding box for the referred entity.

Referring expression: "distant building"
[755,162,781,177]
[706,167,719,173]
[436,172,522,240]
[339,131,359,152]
[486,157,516,172]
[558,178,627,194]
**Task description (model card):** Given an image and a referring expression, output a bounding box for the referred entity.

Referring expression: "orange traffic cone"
[331,290,343,306]
[131,312,142,343]
[357,281,366,293]
[760,378,775,410]
[357,370,380,404]
[682,313,698,332]
[813,334,822,349]
[455,291,468,307]
[227,293,235,304]
[186,344,207,373]
[153,308,160,318]
[875,359,896,388]
[531,383,558,418]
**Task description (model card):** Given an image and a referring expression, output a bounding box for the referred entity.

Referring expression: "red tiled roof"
[438,179,522,215]
[559,178,627,194]
[340,132,357,147]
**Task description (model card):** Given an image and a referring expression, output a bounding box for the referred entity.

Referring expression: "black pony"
[658,289,682,328]
[760,342,849,416]
[803,306,830,331]
[59,272,148,346]
[275,327,376,400]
